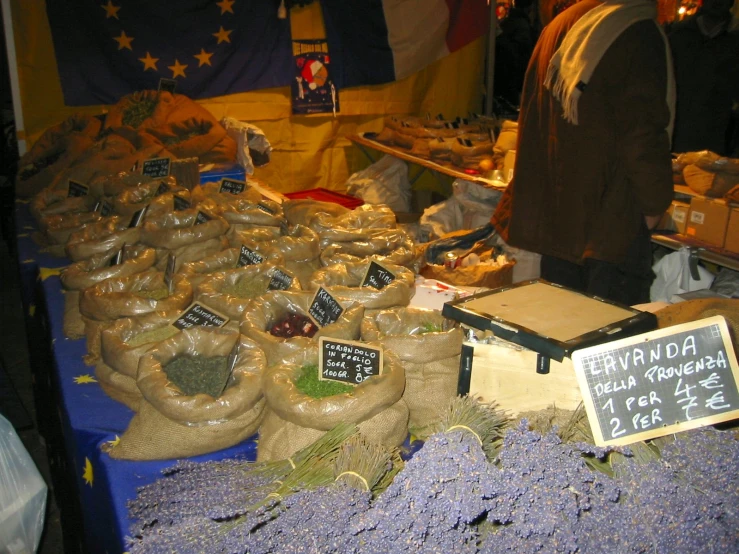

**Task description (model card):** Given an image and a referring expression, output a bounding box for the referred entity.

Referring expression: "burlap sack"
[190,182,263,207]
[60,245,157,339]
[30,186,96,224]
[682,164,739,198]
[179,248,242,287]
[90,171,157,198]
[309,260,414,311]
[16,113,102,198]
[95,361,141,412]
[79,270,193,365]
[361,307,463,435]
[319,229,418,270]
[112,177,188,218]
[257,345,408,461]
[656,298,739,344]
[107,328,266,460]
[307,204,397,246]
[195,264,302,320]
[139,209,229,250]
[101,310,183,379]
[282,199,350,227]
[144,117,235,162]
[193,196,285,232]
[39,212,101,257]
[240,290,365,366]
[65,217,140,262]
[420,258,515,288]
[226,226,284,247]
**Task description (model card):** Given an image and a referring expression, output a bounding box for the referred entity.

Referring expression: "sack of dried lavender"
[107,327,266,460]
[361,307,463,438]
[257,344,408,462]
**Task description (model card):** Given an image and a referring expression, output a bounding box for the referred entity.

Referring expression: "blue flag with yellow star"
[45,0,293,106]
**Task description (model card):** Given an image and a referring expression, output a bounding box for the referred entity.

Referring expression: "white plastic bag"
[650,247,715,302]
[345,155,412,213]
[0,414,47,553]
[221,118,272,173]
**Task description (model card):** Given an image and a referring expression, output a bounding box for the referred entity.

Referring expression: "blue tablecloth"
[16,200,258,553]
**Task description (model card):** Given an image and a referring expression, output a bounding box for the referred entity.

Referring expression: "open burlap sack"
[226,226,284,247]
[112,177,188,218]
[90,171,157,198]
[282,199,350,227]
[16,114,102,198]
[95,361,141,412]
[190,181,263,207]
[60,245,157,339]
[179,247,242,287]
[107,328,266,460]
[144,117,237,163]
[309,260,415,311]
[156,236,231,272]
[195,264,302,321]
[319,229,418,270]
[656,298,739,344]
[194,196,285,232]
[139,209,229,250]
[65,216,140,262]
[38,212,101,257]
[79,270,193,366]
[307,204,397,247]
[257,345,408,462]
[30,186,96,224]
[240,290,365,366]
[361,307,463,435]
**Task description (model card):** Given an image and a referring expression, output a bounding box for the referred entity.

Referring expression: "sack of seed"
[240,290,365,366]
[309,260,414,311]
[195,264,302,321]
[282,199,350,227]
[112,179,190,218]
[65,216,141,262]
[79,270,193,366]
[361,307,463,437]
[258,345,408,462]
[307,204,397,246]
[319,229,418,270]
[60,245,157,340]
[107,327,266,460]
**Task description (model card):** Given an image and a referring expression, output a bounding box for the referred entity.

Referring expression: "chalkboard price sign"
[268,268,294,291]
[238,244,264,266]
[128,205,148,228]
[360,261,396,290]
[142,157,171,178]
[219,178,248,195]
[98,200,114,217]
[156,181,169,196]
[172,302,230,330]
[194,211,211,225]
[318,337,383,385]
[67,180,89,197]
[173,195,191,211]
[308,287,344,327]
[572,316,739,446]
[257,202,276,215]
[158,78,177,93]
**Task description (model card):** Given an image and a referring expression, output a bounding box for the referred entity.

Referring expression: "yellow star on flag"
[105,435,121,448]
[74,374,97,384]
[83,458,94,487]
[114,30,134,51]
[168,59,188,78]
[194,48,214,67]
[101,0,121,19]
[213,26,233,44]
[139,52,159,71]
[216,0,235,14]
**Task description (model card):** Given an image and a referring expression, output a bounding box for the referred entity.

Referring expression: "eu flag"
[45,0,294,106]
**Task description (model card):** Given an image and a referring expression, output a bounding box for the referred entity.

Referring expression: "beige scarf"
[545,0,675,141]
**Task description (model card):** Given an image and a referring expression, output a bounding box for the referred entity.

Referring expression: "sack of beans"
[106,327,266,460]
[361,307,463,436]
[257,344,408,461]
[240,290,365,365]
[309,260,414,311]
[65,216,141,262]
[60,245,157,340]
[195,263,302,321]
[78,270,193,365]
[319,229,418,270]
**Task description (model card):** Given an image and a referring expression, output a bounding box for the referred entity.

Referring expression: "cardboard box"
[658,200,690,234]
[724,207,739,254]
[686,196,730,247]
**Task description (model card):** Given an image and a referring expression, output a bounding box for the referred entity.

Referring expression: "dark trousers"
[540,226,654,306]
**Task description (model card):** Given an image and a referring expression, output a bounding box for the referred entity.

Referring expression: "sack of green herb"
[240,290,365,366]
[281,199,351,227]
[79,270,193,365]
[319,229,418,270]
[112,179,190,218]
[95,360,141,412]
[65,216,140,262]
[258,345,409,461]
[307,204,397,246]
[195,264,302,321]
[38,211,102,257]
[60,245,157,339]
[361,307,463,437]
[309,260,415,311]
[107,327,266,460]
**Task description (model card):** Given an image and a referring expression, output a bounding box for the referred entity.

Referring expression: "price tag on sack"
[267,267,294,291]
[257,202,276,215]
[219,178,248,195]
[173,195,191,211]
[360,261,395,290]
[238,245,264,266]
[142,157,171,178]
[172,302,230,330]
[318,337,383,385]
[308,287,343,327]
[193,210,212,226]
[67,180,89,197]
[158,77,177,94]
[128,205,148,228]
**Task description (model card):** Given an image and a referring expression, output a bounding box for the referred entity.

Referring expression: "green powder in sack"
[294,363,354,399]
[163,355,230,398]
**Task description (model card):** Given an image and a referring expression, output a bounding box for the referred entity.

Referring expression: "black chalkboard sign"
[257,202,276,215]
[308,287,344,327]
[129,205,148,228]
[360,261,396,290]
[142,157,171,178]
[172,302,229,330]
[67,180,89,197]
[173,195,191,211]
[238,244,264,266]
[268,268,294,291]
[99,200,114,217]
[572,316,739,446]
[318,337,383,385]
[219,178,248,195]
[158,78,177,93]
[193,211,211,225]
[109,244,126,267]
[155,181,169,196]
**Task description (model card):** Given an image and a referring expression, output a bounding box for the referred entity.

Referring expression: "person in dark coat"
[668,0,739,156]
[491,0,675,306]
[494,0,539,107]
